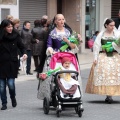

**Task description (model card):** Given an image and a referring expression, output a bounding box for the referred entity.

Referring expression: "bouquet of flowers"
[102,38,120,52]
[39,67,61,80]
[60,31,82,51]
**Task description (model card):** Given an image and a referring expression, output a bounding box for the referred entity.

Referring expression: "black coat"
[0,31,25,79]
[21,28,33,50]
[31,27,48,56]
[114,18,120,29]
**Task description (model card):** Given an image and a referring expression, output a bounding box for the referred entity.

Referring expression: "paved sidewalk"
[78,49,93,70]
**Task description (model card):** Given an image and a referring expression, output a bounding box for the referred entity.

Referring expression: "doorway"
[57,0,62,14]
[85,0,98,48]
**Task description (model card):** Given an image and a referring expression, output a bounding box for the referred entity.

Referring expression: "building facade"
[0,0,119,52]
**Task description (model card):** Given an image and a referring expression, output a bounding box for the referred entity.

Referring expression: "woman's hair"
[42,15,48,20]
[0,19,14,40]
[6,15,13,21]
[0,19,13,29]
[12,18,20,25]
[104,18,114,28]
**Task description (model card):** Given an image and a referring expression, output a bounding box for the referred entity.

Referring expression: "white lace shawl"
[93,30,120,61]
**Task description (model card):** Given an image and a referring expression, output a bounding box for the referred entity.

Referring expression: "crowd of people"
[0,11,120,112]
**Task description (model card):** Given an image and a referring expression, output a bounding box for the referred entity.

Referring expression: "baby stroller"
[37,52,84,117]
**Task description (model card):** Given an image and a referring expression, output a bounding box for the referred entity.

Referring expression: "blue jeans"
[0,78,16,105]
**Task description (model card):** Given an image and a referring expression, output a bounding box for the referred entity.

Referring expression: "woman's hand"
[22,54,27,60]
[63,37,75,49]
[63,37,68,43]
[36,39,39,43]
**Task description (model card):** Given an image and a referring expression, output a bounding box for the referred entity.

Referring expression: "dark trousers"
[37,54,46,73]
[0,78,16,105]
[26,50,32,74]
[33,55,40,70]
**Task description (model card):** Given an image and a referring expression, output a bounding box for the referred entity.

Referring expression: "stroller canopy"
[49,52,79,71]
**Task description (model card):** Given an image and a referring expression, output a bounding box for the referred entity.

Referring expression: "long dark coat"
[114,18,120,29]
[0,31,25,79]
[31,27,48,56]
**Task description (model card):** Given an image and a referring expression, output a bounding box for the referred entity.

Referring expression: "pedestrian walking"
[85,18,120,103]
[0,19,27,110]
[21,21,33,75]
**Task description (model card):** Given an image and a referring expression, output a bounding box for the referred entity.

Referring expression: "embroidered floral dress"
[85,31,120,96]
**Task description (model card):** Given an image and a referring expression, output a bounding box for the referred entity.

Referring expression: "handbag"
[88,39,94,48]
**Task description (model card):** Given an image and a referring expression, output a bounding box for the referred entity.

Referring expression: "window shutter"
[19,0,47,29]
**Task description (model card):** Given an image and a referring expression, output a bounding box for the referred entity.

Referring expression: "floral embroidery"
[94,53,120,86]
[49,28,70,41]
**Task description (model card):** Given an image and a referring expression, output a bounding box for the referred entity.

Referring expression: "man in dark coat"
[21,21,33,75]
[113,10,120,30]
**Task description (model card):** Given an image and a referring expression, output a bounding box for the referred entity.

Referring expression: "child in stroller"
[37,52,84,117]
[57,56,80,99]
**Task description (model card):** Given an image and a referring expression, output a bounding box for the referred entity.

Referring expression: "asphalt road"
[0,67,120,120]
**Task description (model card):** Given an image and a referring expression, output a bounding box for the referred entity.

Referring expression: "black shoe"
[11,98,17,107]
[27,73,33,75]
[105,97,113,104]
[1,104,7,110]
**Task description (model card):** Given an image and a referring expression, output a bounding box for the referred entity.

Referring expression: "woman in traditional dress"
[37,14,83,100]
[85,18,120,103]
[46,14,82,55]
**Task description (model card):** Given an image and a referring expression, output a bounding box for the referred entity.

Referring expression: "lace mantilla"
[49,28,70,41]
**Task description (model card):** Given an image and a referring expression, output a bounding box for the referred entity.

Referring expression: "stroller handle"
[55,70,79,76]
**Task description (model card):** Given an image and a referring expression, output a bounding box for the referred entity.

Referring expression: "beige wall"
[47,0,57,20]
[80,0,86,53]
[99,0,111,30]
[62,0,80,33]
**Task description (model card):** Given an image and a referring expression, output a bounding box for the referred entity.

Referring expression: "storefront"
[85,0,100,48]
[82,0,112,50]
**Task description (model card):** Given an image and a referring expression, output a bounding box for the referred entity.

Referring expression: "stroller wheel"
[43,97,50,114]
[78,110,82,117]
[75,107,78,113]
[77,105,84,117]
